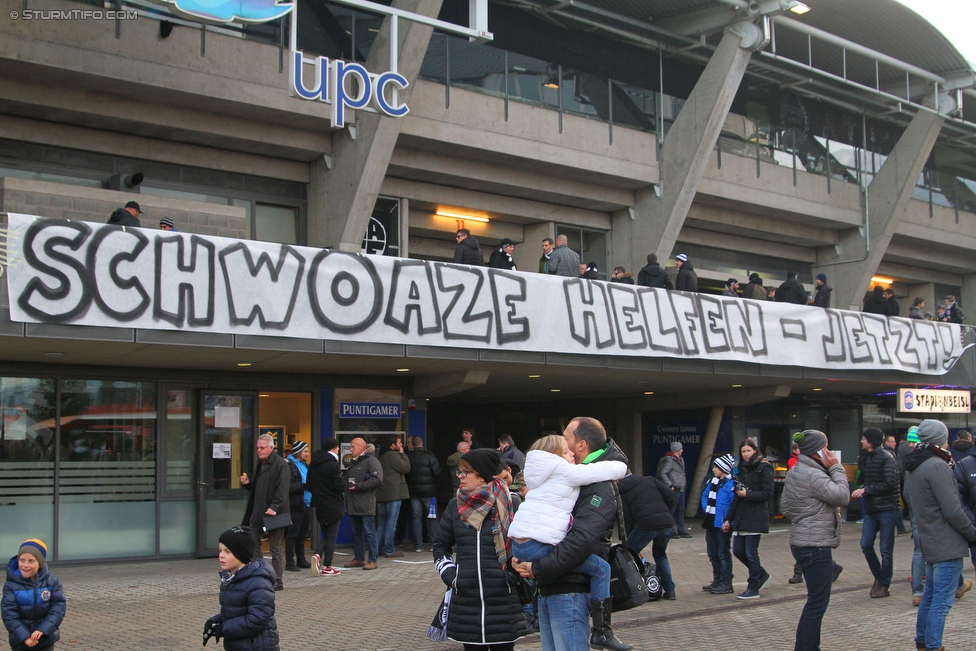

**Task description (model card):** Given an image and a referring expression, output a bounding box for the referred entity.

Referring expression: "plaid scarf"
[456,477,513,571]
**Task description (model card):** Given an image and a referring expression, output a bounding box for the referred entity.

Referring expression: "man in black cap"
[488,238,517,270]
[108,201,142,227]
[742,272,767,301]
[775,271,808,305]
[851,427,900,598]
[674,254,697,292]
[307,437,345,577]
[812,273,831,308]
[721,278,739,298]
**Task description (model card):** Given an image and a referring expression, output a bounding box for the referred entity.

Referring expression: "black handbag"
[607,484,649,611]
[641,559,663,601]
[262,512,292,532]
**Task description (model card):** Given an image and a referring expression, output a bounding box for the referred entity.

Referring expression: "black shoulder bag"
[607,483,649,611]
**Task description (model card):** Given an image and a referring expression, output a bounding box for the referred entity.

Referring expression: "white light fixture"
[551,389,561,392]
[396,368,410,372]
[43,352,64,357]
[435,209,490,223]
[644,391,654,395]
[813,388,823,392]
[237,362,252,367]
[732,384,742,388]
[871,275,894,285]
[259,394,270,397]
[789,2,811,14]
[529,374,541,378]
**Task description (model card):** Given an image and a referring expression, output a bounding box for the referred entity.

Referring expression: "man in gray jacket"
[241,433,291,590]
[344,437,384,570]
[780,429,849,651]
[905,419,976,651]
[376,435,410,559]
[547,234,581,277]
[657,442,691,538]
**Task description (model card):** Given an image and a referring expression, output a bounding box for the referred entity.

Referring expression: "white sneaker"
[311,554,321,577]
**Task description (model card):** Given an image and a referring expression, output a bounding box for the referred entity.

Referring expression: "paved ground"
[48,520,975,650]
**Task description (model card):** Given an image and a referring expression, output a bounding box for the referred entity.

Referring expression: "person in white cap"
[700,454,735,594]
[674,254,698,292]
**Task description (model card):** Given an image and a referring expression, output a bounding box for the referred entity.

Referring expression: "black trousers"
[314,517,342,567]
[285,505,311,565]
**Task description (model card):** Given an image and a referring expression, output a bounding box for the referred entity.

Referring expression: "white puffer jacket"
[508,450,627,544]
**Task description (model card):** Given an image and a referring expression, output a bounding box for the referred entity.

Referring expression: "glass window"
[203,394,255,549]
[555,224,608,279]
[164,390,196,493]
[255,203,298,244]
[0,378,56,558]
[233,198,253,240]
[58,380,157,560]
[363,197,400,256]
[140,186,230,205]
[0,167,103,189]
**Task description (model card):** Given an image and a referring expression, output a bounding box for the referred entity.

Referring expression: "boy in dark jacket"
[2,539,65,651]
[205,527,279,651]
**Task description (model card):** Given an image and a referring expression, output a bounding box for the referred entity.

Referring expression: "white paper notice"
[215,406,241,429]
[212,443,232,459]
[2,409,28,441]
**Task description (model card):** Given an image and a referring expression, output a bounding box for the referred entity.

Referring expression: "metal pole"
[557,64,563,134]
[826,138,831,194]
[445,34,450,109]
[504,50,509,122]
[792,129,797,186]
[608,76,613,145]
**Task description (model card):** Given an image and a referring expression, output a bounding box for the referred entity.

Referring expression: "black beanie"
[219,526,255,565]
[863,428,884,449]
[321,437,340,452]
[461,448,502,482]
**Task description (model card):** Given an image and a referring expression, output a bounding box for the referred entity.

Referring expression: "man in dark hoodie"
[307,438,345,577]
[949,430,974,462]
[850,427,900,598]
[862,286,891,316]
[453,229,484,266]
[906,419,976,651]
[721,278,739,298]
[674,254,697,293]
[637,254,672,289]
[610,267,635,284]
[488,239,517,270]
[742,273,767,300]
[812,273,832,308]
[108,201,142,227]
[775,271,807,305]
[884,289,901,317]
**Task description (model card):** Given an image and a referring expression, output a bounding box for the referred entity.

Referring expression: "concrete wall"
[0,177,248,238]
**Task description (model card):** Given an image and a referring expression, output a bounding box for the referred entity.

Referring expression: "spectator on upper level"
[812,273,832,309]
[909,297,925,319]
[742,273,767,301]
[108,201,141,228]
[862,286,891,316]
[674,254,698,292]
[775,271,807,305]
[610,266,635,284]
[884,289,901,317]
[637,254,672,289]
[944,295,964,324]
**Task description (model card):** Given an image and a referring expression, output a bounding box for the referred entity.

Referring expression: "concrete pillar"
[618,25,756,274]
[686,406,724,519]
[400,197,410,258]
[815,109,945,310]
[307,0,444,251]
[516,222,556,273]
[962,274,976,319]
[908,282,936,319]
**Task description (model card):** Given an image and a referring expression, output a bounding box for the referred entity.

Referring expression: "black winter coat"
[2,559,65,651]
[215,560,279,651]
[306,450,345,524]
[775,278,807,305]
[487,248,516,270]
[286,458,305,512]
[532,439,630,595]
[406,449,441,498]
[812,283,832,308]
[243,453,290,525]
[433,499,525,645]
[107,207,140,227]
[453,237,484,266]
[619,474,674,534]
[637,263,672,289]
[675,262,697,292]
[862,291,891,316]
[727,456,774,534]
[954,453,976,523]
[861,446,901,514]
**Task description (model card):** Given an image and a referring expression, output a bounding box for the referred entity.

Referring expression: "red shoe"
[320,566,341,576]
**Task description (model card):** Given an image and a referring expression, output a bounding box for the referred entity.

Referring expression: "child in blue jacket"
[204,526,279,651]
[2,539,65,651]
[700,455,736,595]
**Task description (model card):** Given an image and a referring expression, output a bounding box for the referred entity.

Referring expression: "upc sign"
[289,51,409,128]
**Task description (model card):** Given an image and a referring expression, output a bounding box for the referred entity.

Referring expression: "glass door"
[197,392,256,556]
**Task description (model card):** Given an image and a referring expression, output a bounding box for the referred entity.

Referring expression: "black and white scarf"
[704,476,723,515]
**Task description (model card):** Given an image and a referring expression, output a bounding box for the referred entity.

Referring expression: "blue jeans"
[704,526,732,577]
[376,500,402,555]
[626,527,675,593]
[791,546,833,651]
[733,534,765,589]
[910,512,925,596]
[671,490,687,534]
[916,558,963,650]
[512,539,610,601]
[860,509,898,587]
[538,592,590,651]
[350,514,378,563]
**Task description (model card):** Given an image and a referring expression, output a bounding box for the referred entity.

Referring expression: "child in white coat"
[507,434,628,605]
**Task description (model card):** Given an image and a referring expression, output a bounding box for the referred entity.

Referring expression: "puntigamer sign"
[5,214,971,376]
[898,388,972,413]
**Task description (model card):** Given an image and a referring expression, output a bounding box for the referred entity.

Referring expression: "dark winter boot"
[708,575,734,594]
[702,573,721,592]
[589,599,633,651]
[788,565,804,584]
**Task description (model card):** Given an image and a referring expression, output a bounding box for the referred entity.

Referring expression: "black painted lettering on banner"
[153,235,216,327]
[670,292,700,355]
[607,285,647,350]
[434,264,492,343]
[88,226,151,321]
[842,313,873,363]
[638,288,682,354]
[821,310,846,362]
[384,259,442,335]
[564,279,615,349]
[699,295,731,354]
[308,250,382,334]
[18,219,94,322]
[912,320,941,371]
[218,243,305,330]
[489,270,530,344]
[888,318,921,371]
[780,318,806,340]
[724,301,767,356]
[860,315,892,365]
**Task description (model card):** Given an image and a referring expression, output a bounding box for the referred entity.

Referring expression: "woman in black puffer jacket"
[724,439,774,600]
[432,449,524,650]
[619,473,676,598]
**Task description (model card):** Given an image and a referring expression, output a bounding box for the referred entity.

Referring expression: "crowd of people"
[8,417,976,651]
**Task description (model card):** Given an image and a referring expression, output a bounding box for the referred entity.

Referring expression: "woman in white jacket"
[507,435,628,609]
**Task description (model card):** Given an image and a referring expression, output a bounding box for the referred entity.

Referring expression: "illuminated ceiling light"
[789,2,811,14]
[551,389,561,392]
[43,352,64,357]
[870,275,894,285]
[529,374,541,378]
[237,362,252,367]
[813,388,823,391]
[396,368,410,372]
[732,384,742,388]
[259,394,270,397]
[644,391,655,395]
[435,209,490,223]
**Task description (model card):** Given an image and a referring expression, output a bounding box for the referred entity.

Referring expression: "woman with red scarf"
[431,449,525,650]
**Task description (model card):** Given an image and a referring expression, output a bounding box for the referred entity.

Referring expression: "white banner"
[4,214,968,375]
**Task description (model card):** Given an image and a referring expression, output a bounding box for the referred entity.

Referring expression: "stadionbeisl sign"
[5,214,969,375]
